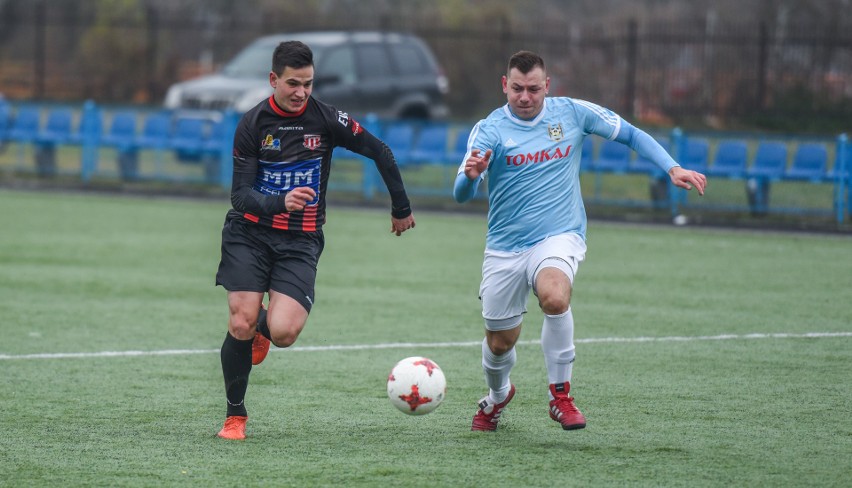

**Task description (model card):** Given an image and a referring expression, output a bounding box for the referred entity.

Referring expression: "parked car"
[164,31,449,120]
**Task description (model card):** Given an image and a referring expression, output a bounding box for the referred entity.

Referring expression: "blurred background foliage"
[0,0,851,132]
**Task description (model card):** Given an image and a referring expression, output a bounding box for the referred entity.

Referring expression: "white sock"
[541,308,575,399]
[482,338,516,404]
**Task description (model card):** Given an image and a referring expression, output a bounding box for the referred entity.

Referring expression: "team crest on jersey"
[547,123,564,141]
[261,134,281,151]
[303,134,321,150]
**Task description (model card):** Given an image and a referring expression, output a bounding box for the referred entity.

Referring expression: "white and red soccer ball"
[387,356,446,415]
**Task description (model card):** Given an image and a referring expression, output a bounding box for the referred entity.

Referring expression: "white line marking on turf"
[1,331,850,361]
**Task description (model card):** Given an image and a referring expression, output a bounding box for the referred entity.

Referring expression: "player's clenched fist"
[464,149,492,180]
[285,187,317,211]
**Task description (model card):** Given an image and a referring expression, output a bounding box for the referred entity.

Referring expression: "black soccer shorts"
[215,216,325,313]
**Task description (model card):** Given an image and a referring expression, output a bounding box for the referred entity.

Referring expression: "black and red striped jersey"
[226,95,410,232]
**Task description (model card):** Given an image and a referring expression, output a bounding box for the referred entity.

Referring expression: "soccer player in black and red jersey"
[215,40,416,440]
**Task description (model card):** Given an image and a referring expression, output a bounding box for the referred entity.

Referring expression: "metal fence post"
[79,100,101,182]
[836,133,848,224]
[669,127,683,217]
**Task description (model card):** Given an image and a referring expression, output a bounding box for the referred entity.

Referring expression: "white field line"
[1,331,850,361]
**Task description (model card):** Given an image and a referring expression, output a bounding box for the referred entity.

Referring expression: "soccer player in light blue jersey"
[454,51,706,432]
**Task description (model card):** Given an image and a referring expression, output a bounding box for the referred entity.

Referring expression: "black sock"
[220,332,252,417]
[256,306,271,340]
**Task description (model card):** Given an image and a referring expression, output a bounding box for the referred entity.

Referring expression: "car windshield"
[221,42,327,78]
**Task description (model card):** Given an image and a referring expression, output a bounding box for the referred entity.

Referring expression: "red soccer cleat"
[471,385,516,432]
[548,382,586,430]
[251,305,270,365]
[217,415,247,440]
[251,331,270,365]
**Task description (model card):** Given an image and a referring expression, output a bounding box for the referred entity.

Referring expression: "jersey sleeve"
[324,106,412,218]
[572,99,622,141]
[573,98,677,173]
[613,120,679,173]
[452,120,489,203]
[229,111,288,216]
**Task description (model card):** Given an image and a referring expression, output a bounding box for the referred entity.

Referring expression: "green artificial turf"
[1,189,850,487]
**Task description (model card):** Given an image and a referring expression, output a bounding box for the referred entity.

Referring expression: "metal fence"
[1,3,851,127]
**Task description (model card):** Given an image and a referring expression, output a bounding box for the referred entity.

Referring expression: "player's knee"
[538,292,570,315]
[269,320,305,348]
[270,330,299,348]
[535,260,573,315]
[228,317,256,341]
[486,335,515,356]
[490,342,513,356]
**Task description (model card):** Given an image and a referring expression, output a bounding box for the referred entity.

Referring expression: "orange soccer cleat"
[217,415,248,440]
[252,305,270,365]
[251,331,270,365]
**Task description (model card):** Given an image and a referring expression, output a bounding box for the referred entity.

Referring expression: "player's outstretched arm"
[353,131,414,224]
[610,120,707,196]
[668,166,707,195]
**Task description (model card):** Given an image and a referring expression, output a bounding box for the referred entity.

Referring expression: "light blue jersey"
[454,97,677,252]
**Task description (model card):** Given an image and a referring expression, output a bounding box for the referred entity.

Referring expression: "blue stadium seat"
[135,113,171,149]
[36,108,75,146]
[746,141,787,180]
[7,106,41,144]
[0,100,10,143]
[101,112,138,151]
[202,119,230,156]
[680,138,709,174]
[707,140,748,178]
[449,126,472,163]
[784,143,828,182]
[170,117,207,160]
[381,122,415,165]
[593,140,630,173]
[409,123,449,164]
[629,137,669,175]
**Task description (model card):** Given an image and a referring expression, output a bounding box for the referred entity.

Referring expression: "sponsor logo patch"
[261,134,281,151]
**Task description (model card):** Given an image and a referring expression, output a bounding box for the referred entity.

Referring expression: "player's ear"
[269,71,277,88]
[502,75,508,94]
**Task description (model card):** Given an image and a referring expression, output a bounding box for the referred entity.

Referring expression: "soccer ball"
[387,356,446,415]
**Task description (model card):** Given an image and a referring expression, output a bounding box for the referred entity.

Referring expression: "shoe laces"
[551,395,579,414]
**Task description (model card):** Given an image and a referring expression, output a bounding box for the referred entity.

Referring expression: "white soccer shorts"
[479,233,586,331]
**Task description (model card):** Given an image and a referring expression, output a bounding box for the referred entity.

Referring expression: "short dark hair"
[272,41,314,75]
[508,50,545,75]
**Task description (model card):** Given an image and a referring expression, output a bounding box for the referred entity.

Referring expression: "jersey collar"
[503,98,548,127]
[268,95,308,117]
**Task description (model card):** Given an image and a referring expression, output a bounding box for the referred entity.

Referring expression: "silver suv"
[164,31,449,120]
